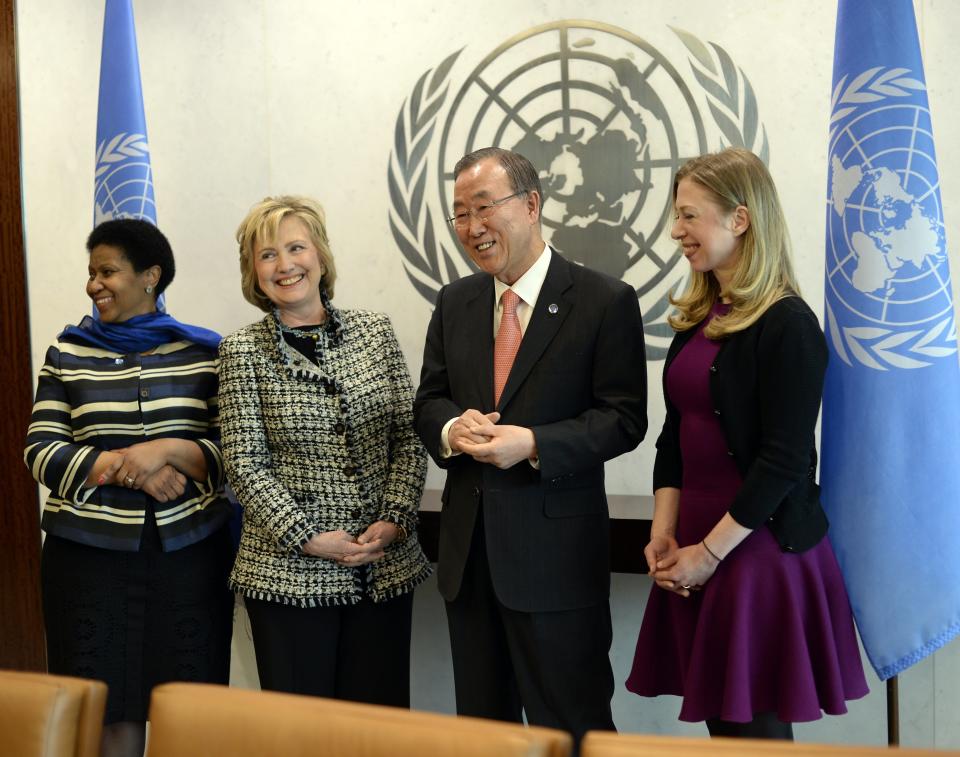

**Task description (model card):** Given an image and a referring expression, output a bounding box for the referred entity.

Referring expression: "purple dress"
[626,307,868,723]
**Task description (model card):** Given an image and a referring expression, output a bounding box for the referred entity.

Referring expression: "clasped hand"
[645,535,718,598]
[98,441,187,502]
[450,409,536,469]
[302,521,399,566]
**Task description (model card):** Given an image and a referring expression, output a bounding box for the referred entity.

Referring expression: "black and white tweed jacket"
[219,308,430,606]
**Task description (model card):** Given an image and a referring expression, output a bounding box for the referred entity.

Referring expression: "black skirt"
[41,513,234,723]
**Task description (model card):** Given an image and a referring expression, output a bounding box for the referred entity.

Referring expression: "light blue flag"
[822,0,960,679]
[93,0,163,308]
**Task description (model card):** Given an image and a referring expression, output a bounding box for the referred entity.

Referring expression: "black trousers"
[445,512,615,750]
[244,586,414,708]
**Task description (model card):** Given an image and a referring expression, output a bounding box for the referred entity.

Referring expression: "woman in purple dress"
[626,148,868,739]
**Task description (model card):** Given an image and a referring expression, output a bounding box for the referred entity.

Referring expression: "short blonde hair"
[236,195,337,313]
[669,148,799,338]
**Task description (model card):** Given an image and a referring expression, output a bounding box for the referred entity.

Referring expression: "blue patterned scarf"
[59,311,221,353]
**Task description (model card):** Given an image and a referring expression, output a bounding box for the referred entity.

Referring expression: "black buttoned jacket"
[414,250,648,611]
[653,296,829,553]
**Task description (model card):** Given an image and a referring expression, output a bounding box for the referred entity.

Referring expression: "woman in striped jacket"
[24,219,235,757]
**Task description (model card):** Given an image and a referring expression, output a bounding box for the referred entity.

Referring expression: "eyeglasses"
[446,192,526,229]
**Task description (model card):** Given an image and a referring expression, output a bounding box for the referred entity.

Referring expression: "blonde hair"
[236,195,337,313]
[669,147,799,338]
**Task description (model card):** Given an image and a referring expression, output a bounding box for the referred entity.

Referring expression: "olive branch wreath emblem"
[824,67,956,370]
[387,50,466,305]
[95,132,150,178]
[671,27,769,163]
[829,66,924,138]
[94,132,154,227]
[642,28,773,348]
[387,28,770,355]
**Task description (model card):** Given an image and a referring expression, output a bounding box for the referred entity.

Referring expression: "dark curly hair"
[86,219,176,296]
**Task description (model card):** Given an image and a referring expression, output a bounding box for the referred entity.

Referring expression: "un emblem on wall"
[389,20,770,359]
[826,67,956,370]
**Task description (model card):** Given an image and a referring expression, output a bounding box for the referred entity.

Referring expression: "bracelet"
[394,522,409,543]
[702,539,722,563]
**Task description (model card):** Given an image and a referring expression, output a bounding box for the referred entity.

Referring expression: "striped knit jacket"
[219,309,430,607]
[24,338,231,552]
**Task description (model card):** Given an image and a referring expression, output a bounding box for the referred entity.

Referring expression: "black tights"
[706,711,794,740]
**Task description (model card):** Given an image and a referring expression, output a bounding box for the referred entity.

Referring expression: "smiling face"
[253,215,326,323]
[671,177,748,287]
[452,157,543,285]
[86,244,159,323]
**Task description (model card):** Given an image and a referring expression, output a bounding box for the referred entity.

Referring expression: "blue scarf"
[58,312,221,353]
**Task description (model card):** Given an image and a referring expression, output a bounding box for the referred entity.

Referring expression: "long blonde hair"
[669,148,799,338]
[236,195,337,313]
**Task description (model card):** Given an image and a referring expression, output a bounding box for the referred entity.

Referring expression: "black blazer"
[653,296,828,552]
[414,250,648,612]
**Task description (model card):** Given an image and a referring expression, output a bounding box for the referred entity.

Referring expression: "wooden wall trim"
[0,0,46,671]
[417,511,652,574]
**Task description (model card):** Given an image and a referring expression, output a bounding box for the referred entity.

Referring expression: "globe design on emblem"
[827,104,950,331]
[94,133,156,226]
[438,20,707,315]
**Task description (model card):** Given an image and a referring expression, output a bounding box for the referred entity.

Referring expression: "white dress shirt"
[492,242,551,337]
[440,243,551,458]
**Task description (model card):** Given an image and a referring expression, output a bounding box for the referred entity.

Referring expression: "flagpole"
[887,676,899,746]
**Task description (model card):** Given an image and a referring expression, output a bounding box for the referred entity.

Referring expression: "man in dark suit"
[414,147,647,746]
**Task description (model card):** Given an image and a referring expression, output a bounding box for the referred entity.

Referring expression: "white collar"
[493,243,551,306]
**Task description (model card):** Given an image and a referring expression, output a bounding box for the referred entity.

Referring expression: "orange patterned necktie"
[494,289,522,406]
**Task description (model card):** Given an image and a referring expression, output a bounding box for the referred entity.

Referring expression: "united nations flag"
[93,0,162,309]
[822,0,960,679]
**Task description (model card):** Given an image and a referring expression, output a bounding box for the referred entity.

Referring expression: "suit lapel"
[496,251,573,412]
[463,275,496,412]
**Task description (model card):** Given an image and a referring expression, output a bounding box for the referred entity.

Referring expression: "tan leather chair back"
[582,732,960,757]
[146,682,570,757]
[0,669,106,757]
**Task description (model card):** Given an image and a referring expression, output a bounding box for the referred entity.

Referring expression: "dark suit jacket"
[414,250,647,612]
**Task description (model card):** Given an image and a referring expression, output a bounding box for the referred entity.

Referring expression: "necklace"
[277,320,326,341]
[273,295,344,357]
[276,317,328,368]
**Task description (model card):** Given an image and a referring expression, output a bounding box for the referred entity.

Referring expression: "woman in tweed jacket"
[220,195,430,707]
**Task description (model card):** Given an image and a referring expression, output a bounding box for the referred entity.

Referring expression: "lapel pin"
[547,303,559,314]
